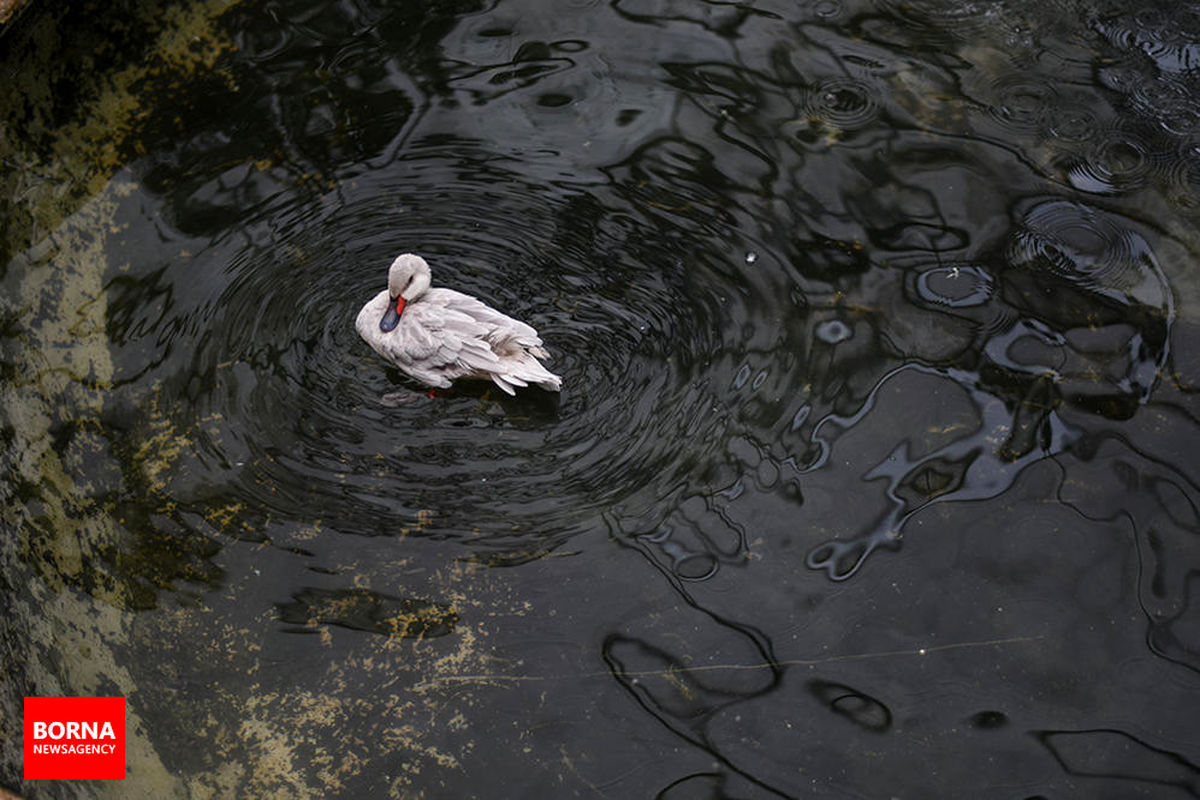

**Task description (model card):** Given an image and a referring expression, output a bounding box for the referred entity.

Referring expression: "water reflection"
[1038,729,1200,792]
[4,0,1200,796]
[802,198,1172,579]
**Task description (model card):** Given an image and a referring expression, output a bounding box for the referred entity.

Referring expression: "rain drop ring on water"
[1047,102,1100,143]
[813,0,842,18]
[1007,199,1158,301]
[914,265,995,308]
[1067,130,1152,194]
[804,78,880,131]
[1166,143,1200,210]
[986,76,1056,134]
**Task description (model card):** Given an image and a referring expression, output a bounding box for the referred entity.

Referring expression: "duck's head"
[379,253,432,332]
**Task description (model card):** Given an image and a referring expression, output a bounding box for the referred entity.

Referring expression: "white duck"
[356,253,562,395]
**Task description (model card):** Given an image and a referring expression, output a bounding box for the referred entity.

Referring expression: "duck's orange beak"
[379,296,407,332]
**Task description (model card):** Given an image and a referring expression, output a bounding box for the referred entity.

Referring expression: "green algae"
[0,0,239,264]
[0,2,243,796]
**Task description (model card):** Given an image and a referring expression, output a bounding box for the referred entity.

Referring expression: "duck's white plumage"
[356,253,562,395]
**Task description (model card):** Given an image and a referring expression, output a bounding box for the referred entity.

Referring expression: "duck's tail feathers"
[490,374,519,395]
[490,353,562,395]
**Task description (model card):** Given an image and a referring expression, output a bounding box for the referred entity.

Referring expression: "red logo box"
[24,697,125,780]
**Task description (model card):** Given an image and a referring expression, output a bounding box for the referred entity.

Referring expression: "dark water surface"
[4,0,1200,796]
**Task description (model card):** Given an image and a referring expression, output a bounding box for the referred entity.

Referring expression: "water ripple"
[1165,142,1200,211]
[1094,7,1200,75]
[982,75,1057,136]
[1045,101,1104,143]
[803,199,1173,579]
[1065,128,1155,195]
[110,135,775,567]
[1007,199,1172,311]
[914,265,995,308]
[802,78,881,133]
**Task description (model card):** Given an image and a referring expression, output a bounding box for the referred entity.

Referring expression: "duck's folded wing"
[380,309,503,387]
[440,290,545,349]
[437,312,504,372]
[379,320,439,366]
